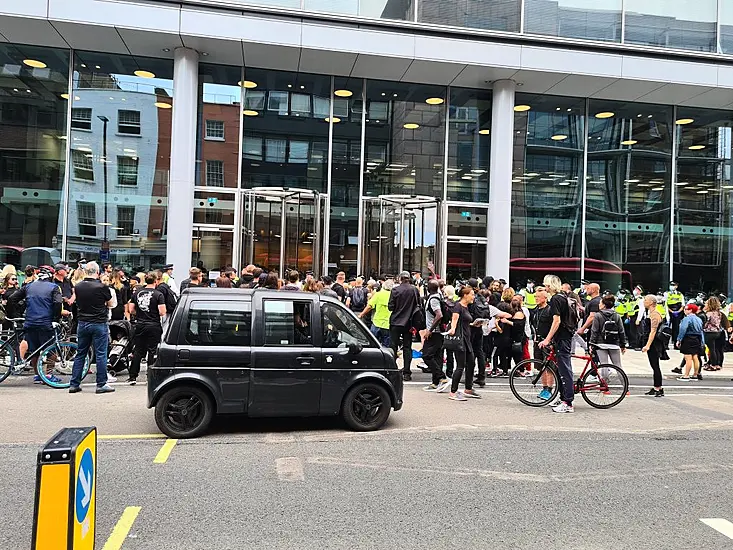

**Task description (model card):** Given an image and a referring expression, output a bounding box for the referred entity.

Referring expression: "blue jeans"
[71,321,109,388]
[370,324,390,347]
[555,338,574,404]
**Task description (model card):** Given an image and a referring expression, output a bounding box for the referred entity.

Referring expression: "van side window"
[185,301,251,346]
[264,300,312,346]
[321,302,371,348]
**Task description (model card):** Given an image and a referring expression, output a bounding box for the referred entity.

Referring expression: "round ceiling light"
[697,190,709,194]
[621,139,638,145]
[404,123,420,129]
[514,105,531,112]
[23,59,46,69]
[154,102,172,109]
[325,117,341,123]
[478,129,490,135]
[238,81,258,89]
[60,93,69,100]
[676,118,694,125]
[551,134,568,141]
[334,89,352,98]
[243,110,259,116]
[425,97,444,105]
[689,145,706,150]
[595,112,615,119]
[134,70,155,78]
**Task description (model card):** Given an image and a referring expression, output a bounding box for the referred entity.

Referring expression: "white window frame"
[205,159,224,187]
[116,205,135,236]
[117,156,139,186]
[77,202,96,236]
[72,149,94,182]
[117,109,141,136]
[71,107,92,131]
[205,119,225,141]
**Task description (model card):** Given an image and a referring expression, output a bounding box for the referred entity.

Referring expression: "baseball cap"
[54,263,68,272]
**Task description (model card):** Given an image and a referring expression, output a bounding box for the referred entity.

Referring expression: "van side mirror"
[348,343,363,355]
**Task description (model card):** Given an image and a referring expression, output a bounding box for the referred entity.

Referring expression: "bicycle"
[509,343,629,409]
[0,317,89,388]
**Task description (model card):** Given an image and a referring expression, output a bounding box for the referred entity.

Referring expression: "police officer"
[519,279,537,310]
[574,279,590,306]
[630,285,646,350]
[665,281,684,342]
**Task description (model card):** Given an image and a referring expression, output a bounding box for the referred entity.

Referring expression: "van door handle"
[296,355,315,366]
[178,349,190,361]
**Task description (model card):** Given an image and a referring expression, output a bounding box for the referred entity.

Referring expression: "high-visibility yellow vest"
[666,291,683,313]
[521,288,537,309]
[656,302,666,317]
[614,299,626,315]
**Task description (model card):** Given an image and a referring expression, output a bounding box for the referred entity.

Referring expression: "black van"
[147,288,403,438]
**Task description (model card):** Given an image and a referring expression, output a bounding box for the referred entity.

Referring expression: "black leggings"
[648,346,662,388]
[450,345,475,393]
[705,332,726,366]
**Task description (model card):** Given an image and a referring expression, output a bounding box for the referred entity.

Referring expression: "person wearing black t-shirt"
[539,274,575,413]
[128,272,166,385]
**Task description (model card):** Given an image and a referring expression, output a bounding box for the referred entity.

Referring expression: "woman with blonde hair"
[501,287,515,303]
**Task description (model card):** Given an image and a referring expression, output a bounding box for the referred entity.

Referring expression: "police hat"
[499,278,507,285]
[467,277,479,288]
[670,281,678,286]
[163,264,174,270]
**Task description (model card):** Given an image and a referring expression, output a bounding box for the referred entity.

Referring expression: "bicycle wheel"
[509,359,560,407]
[0,344,16,383]
[580,363,629,409]
[37,342,89,389]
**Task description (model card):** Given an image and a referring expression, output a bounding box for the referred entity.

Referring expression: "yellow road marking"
[99,434,166,441]
[153,438,178,464]
[102,506,141,550]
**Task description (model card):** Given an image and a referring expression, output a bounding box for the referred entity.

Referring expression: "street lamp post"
[97,115,109,251]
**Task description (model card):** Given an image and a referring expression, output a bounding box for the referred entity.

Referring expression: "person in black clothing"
[179,267,204,292]
[155,270,178,331]
[421,279,448,391]
[500,296,527,374]
[51,264,75,315]
[531,285,553,359]
[128,272,167,385]
[447,286,482,400]
[69,261,117,393]
[388,271,420,381]
[332,271,348,303]
[1,272,22,329]
[346,276,368,313]
[467,278,489,387]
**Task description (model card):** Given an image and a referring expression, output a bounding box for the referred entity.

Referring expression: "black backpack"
[350,287,367,311]
[560,291,582,332]
[426,293,451,328]
[468,292,489,321]
[601,314,620,345]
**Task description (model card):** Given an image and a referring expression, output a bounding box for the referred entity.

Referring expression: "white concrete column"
[166,47,199,276]
[487,79,516,281]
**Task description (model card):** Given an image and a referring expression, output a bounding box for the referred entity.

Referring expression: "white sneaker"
[106,373,118,383]
[449,391,468,401]
[552,402,574,413]
[549,397,562,407]
[435,379,451,393]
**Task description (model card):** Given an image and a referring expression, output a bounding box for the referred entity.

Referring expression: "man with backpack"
[589,294,627,369]
[421,279,449,392]
[538,274,579,413]
[346,277,368,314]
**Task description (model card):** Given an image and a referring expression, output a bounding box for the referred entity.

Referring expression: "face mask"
[527,284,534,291]
[670,285,677,292]
[634,290,640,297]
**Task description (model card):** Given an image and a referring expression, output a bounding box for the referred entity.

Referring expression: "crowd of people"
[2,259,732,408]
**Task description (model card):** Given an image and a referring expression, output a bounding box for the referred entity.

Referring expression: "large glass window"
[674,109,733,296]
[525,0,621,42]
[418,0,520,32]
[363,81,446,199]
[511,94,584,287]
[241,69,330,193]
[263,300,313,346]
[722,2,733,54]
[68,52,173,271]
[197,64,241,190]
[624,0,717,52]
[304,0,414,20]
[185,301,252,346]
[0,43,69,270]
[329,77,363,276]
[585,100,673,293]
[447,88,490,202]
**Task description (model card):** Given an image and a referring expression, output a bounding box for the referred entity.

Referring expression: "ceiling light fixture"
[514,105,531,112]
[697,190,709,194]
[325,117,341,123]
[676,118,694,125]
[154,102,172,109]
[595,112,615,119]
[134,70,155,78]
[334,89,352,97]
[60,93,69,100]
[23,59,46,68]
[652,187,664,191]
[558,181,571,186]
[621,139,638,145]
[239,80,257,89]
[243,110,258,116]
[425,97,444,105]
[689,145,706,150]
[478,129,490,135]
[404,123,420,129]
[551,134,568,141]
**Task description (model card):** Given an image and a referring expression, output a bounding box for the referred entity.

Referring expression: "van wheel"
[154,385,214,439]
[342,383,391,431]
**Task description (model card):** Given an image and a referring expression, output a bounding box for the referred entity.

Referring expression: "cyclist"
[538,274,576,413]
[8,269,63,384]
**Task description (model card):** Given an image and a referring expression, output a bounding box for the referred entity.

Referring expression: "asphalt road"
[3,373,733,549]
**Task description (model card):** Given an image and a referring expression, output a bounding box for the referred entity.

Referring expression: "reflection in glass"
[525,0,621,42]
[674,109,733,295]
[363,81,445,199]
[624,0,717,52]
[305,0,414,20]
[241,69,330,193]
[585,101,673,293]
[193,191,235,226]
[722,2,733,54]
[67,52,173,271]
[511,94,584,285]
[447,206,488,238]
[197,64,242,189]
[329,77,363,276]
[446,242,486,283]
[192,228,234,274]
[0,44,69,270]
[418,0,520,32]
[447,88,490,202]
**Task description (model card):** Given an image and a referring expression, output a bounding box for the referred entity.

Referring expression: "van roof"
[180,287,344,306]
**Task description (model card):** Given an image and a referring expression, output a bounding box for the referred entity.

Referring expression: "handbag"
[511,341,523,355]
[443,324,464,352]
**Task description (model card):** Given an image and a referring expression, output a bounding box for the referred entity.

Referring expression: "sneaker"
[538,389,552,401]
[46,375,62,384]
[644,388,657,396]
[402,372,412,382]
[474,379,486,388]
[655,389,665,397]
[435,380,451,393]
[423,384,439,392]
[602,390,612,395]
[126,377,137,386]
[671,367,682,374]
[33,375,43,384]
[549,397,562,407]
[68,386,82,394]
[696,374,703,381]
[96,384,116,394]
[552,401,574,413]
[449,391,468,401]
[106,372,118,383]
[677,376,691,381]
[463,389,482,399]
